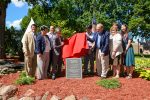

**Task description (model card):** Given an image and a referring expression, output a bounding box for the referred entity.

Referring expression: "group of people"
[84,23,135,79]
[21,22,135,80]
[22,25,64,80]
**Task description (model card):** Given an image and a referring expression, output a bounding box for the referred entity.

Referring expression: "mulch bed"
[0,73,150,100]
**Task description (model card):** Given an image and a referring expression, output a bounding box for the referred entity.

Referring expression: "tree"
[5,26,23,56]
[128,0,150,39]
[0,0,11,58]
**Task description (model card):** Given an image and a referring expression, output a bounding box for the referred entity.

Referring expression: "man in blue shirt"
[93,23,110,78]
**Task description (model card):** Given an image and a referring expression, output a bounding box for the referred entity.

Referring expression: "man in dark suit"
[83,25,95,75]
[93,23,110,78]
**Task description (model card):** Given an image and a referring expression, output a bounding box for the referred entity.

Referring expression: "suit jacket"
[35,33,51,54]
[93,30,110,56]
[21,31,36,57]
[54,35,64,51]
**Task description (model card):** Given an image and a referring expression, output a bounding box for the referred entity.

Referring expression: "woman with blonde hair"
[109,26,123,78]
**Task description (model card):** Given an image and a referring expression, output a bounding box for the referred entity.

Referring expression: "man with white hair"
[92,23,110,78]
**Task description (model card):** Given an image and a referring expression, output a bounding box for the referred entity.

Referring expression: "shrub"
[135,58,150,69]
[135,68,150,81]
[15,71,35,85]
[96,79,121,89]
[139,70,150,80]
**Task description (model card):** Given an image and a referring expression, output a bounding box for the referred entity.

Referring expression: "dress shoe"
[52,74,56,80]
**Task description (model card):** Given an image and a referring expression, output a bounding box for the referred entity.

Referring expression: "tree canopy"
[20,0,150,38]
[2,0,150,39]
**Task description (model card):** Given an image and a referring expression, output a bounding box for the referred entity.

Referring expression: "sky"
[6,0,29,29]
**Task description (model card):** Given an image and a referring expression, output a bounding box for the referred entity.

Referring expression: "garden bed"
[0,73,150,100]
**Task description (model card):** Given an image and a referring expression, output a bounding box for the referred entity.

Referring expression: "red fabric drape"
[62,32,88,60]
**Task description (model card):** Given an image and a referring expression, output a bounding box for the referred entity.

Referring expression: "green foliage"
[0,0,11,8]
[4,26,23,56]
[135,68,150,81]
[135,55,150,81]
[15,71,35,85]
[139,70,150,80]
[128,0,150,38]
[135,58,150,69]
[20,0,150,38]
[96,79,121,89]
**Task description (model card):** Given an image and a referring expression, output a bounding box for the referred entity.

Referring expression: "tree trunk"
[0,3,6,58]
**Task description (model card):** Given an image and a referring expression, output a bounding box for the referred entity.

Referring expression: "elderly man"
[21,24,37,77]
[93,23,110,78]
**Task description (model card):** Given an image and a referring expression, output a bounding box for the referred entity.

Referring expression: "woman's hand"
[38,53,42,58]
[112,51,116,59]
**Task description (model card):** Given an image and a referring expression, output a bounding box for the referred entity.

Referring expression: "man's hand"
[61,42,64,46]
[38,53,42,58]
[24,52,28,56]
[101,53,104,59]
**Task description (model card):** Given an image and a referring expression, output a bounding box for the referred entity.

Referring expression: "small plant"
[135,58,150,69]
[139,70,150,81]
[15,71,35,85]
[135,68,150,81]
[96,79,121,89]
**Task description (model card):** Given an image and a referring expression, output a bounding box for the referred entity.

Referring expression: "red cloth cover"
[62,32,88,59]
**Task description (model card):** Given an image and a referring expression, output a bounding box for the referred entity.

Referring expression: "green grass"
[96,79,121,89]
[15,71,35,85]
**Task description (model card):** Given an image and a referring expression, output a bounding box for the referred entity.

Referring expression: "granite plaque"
[66,58,82,79]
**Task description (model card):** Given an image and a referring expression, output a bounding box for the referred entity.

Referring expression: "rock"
[50,95,61,100]
[35,96,42,100]
[0,85,18,99]
[41,91,49,100]
[0,59,24,75]
[0,67,16,74]
[8,96,18,100]
[24,89,35,97]
[64,95,76,100]
[0,59,10,65]
[0,67,9,74]
[19,97,34,100]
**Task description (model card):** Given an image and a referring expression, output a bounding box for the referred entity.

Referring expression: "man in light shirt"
[93,23,110,78]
